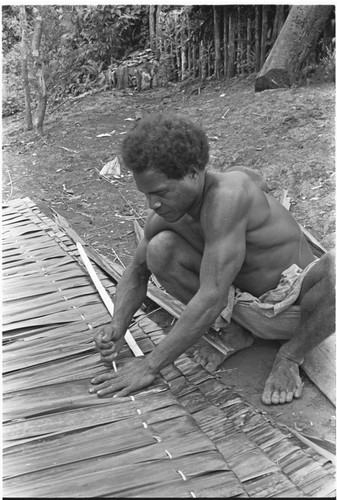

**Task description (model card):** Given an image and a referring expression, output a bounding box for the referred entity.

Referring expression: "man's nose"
[148,195,161,210]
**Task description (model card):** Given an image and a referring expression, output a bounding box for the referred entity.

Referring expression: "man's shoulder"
[204,170,255,205]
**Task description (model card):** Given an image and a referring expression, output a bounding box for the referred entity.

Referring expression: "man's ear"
[189,165,200,180]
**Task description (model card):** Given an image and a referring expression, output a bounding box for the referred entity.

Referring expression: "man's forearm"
[113,264,149,334]
[146,289,224,373]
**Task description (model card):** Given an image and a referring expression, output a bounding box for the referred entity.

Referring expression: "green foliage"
[320,44,336,82]
[2,4,150,116]
[2,5,22,53]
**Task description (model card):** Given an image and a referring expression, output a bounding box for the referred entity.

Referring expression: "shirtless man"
[90,113,335,405]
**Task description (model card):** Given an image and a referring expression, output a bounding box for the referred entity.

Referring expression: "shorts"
[213,260,318,340]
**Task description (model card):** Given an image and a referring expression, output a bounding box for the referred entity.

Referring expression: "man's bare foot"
[262,352,304,405]
[193,325,254,372]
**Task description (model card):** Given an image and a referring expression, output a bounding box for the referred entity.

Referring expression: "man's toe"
[279,390,287,404]
[286,390,294,403]
[271,391,280,404]
[261,388,272,405]
[294,384,303,399]
[204,361,218,372]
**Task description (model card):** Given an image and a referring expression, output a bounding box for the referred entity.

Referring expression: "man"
[90,113,335,405]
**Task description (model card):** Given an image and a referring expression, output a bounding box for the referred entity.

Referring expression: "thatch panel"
[3,392,182,448]
[123,470,246,498]
[225,447,279,482]
[3,378,115,421]
[2,198,335,498]
[4,419,156,477]
[4,449,234,498]
[3,302,111,332]
[243,471,303,497]
[2,275,95,301]
[3,338,98,376]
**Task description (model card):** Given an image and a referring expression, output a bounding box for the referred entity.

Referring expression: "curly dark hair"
[120,113,209,179]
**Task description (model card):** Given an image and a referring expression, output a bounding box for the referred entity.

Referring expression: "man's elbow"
[199,288,228,319]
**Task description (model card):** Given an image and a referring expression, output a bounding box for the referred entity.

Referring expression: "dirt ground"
[2,74,336,443]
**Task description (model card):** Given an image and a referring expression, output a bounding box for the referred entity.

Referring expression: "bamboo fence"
[2,197,336,497]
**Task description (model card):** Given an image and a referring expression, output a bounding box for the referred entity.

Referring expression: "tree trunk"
[271,5,285,46]
[200,39,207,80]
[180,13,187,80]
[255,6,261,72]
[187,15,192,77]
[181,39,187,80]
[192,38,198,78]
[208,40,212,78]
[237,6,242,74]
[155,5,162,60]
[174,11,180,80]
[31,9,47,137]
[260,5,268,68]
[19,6,33,131]
[255,5,333,91]
[247,17,252,71]
[223,7,228,79]
[149,6,155,52]
[214,6,222,79]
[228,10,235,77]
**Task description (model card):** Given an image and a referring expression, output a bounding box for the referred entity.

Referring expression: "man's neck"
[186,170,207,221]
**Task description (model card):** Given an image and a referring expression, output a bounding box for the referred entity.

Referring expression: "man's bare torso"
[145,170,315,297]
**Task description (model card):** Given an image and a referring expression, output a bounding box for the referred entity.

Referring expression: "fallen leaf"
[100,157,121,177]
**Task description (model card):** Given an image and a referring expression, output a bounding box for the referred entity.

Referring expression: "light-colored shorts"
[213,260,318,340]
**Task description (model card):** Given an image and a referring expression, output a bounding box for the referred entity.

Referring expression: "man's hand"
[94,324,125,366]
[89,357,158,397]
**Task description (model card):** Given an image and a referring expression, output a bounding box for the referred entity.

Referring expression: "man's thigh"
[232,302,300,340]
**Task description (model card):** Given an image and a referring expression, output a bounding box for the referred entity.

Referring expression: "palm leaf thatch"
[2,197,335,498]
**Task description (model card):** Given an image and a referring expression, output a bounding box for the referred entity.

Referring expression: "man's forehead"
[133,169,172,192]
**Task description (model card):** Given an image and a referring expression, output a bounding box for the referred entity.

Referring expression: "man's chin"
[160,213,182,223]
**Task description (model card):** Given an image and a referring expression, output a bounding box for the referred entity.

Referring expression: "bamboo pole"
[76,242,143,357]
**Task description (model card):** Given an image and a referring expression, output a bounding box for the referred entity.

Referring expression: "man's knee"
[300,250,336,325]
[302,250,335,293]
[146,230,178,276]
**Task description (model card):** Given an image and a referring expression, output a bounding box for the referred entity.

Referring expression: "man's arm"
[146,190,248,372]
[94,211,170,362]
[94,234,151,363]
[90,188,250,396]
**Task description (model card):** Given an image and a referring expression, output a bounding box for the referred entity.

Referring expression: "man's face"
[133,169,199,223]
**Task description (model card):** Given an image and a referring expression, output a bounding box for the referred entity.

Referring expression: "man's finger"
[114,386,133,398]
[99,346,116,356]
[94,337,113,349]
[89,378,121,393]
[90,372,118,384]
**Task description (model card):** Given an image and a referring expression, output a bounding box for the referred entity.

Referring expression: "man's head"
[121,113,209,179]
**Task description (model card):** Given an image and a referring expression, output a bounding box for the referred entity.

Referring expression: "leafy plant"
[320,43,335,82]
